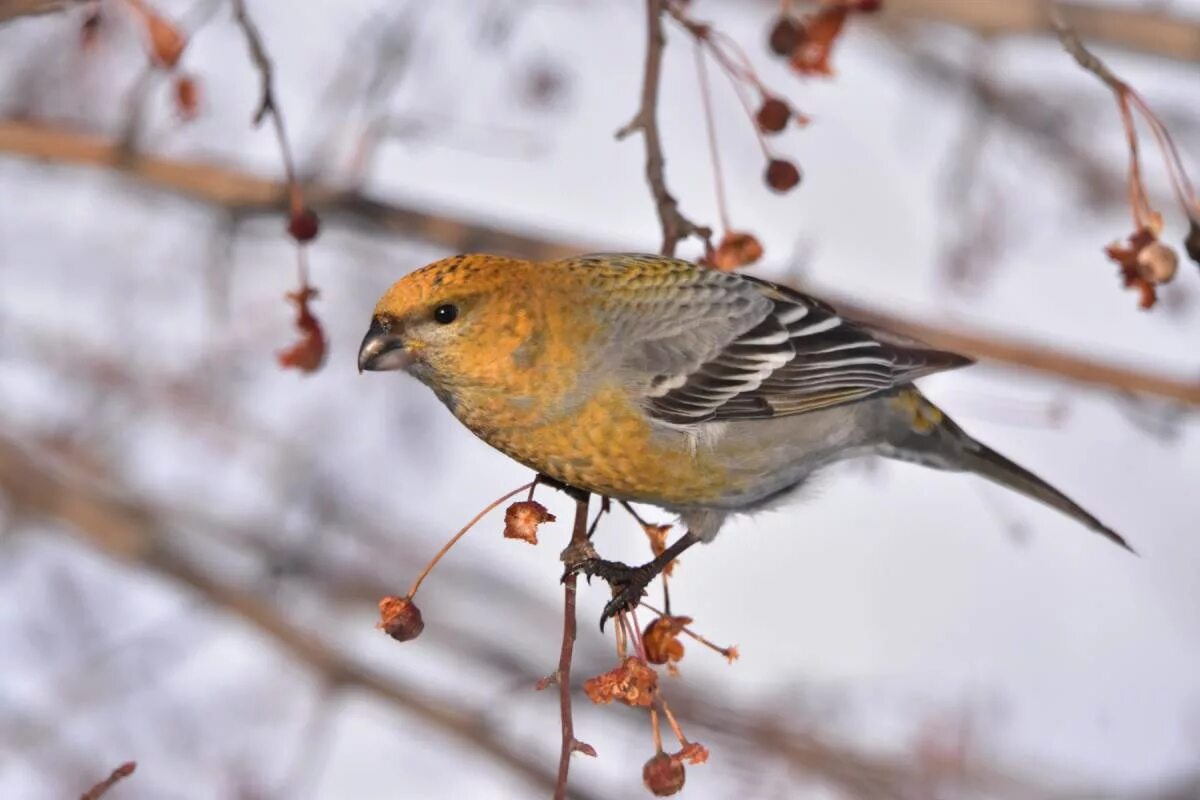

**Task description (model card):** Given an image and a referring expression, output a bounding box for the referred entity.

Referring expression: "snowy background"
[1,1,1198,798]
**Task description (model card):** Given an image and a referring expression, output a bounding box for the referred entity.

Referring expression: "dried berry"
[174,74,200,120]
[1137,241,1178,284]
[768,15,802,57]
[146,14,185,68]
[277,286,326,373]
[1106,225,1167,309]
[377,595,424,642]
[503,500,555,545]
[789,6,847,76]
[583,656,658,707]
[676,742,710,765]
[287,207,320,243]
[81,10,102,49]
[643,615,692,670]
[641,522,677,576]
[756,97,790,134]
[712,231,764,271]
[643,752,685,797]
[765,158,802,193]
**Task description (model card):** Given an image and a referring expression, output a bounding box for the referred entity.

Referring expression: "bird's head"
[358,254,556,402]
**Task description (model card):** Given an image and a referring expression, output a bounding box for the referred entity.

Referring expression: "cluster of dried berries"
[663,1,819,272]
[106,0,201,120]
[574,504,740,796]
[583,619,714,798]
[768,0,881,77]
[278,184,323,369]
[1055,23,1199,308]
[1099,91,1199,308]
[375,482,736,796]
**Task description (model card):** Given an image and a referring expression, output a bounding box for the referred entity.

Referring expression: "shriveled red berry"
[765,158,802,193]
[756,97,790,134]
[643,752,685,796]
[81,10,102,48]
[768,15,802,56]
[1137,241,1178,284]
[174,74,200,120]
[503,500,555,545]
[287,207,320,243]
[711,231,764,271]
[377,595,424,642]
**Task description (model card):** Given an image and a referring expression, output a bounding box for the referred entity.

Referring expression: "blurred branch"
[0,434,602,800]
[0,0,82,24]
[877,0,1200,63]
[1,118,1198,406]
[80,761,137,800]
[0,119,577,261]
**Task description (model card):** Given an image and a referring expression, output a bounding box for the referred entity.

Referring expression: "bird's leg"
[533,473,590,503]
[567,531,700,631]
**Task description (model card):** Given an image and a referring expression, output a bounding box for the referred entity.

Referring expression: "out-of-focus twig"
[79,761,136,800]
[230,0,314,295]
[231,0,295,185]
[877,0,1200,63]
[0,0,82,24]
[1,119,1197,406]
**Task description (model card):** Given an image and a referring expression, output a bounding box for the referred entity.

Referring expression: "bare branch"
[0,0,83,25]
[617,0,711,256]
[551,494,595,799]
[1050,8,1126,94]
[79,761,136,800]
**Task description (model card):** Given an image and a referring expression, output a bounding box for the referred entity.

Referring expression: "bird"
[358,252,1132,626]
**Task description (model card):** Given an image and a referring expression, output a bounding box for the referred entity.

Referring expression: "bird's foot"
[564,557,654,631]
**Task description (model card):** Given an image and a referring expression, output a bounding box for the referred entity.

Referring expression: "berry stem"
[406,480,535,598]
[694,41,732,232]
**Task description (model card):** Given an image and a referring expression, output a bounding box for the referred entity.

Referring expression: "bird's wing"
[569,255,972,424]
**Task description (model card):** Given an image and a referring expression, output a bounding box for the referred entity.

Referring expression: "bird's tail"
[880,389,1134,553]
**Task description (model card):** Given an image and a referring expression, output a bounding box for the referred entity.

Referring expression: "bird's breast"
[456,383,732,506]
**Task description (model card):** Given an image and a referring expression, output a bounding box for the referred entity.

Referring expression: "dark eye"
[433,303,458,324]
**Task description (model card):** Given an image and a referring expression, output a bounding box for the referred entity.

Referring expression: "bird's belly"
[464,387,731,506]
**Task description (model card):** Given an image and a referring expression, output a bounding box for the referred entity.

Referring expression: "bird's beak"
[358,317,414,373]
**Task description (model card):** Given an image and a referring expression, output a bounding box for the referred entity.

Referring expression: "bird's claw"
[563,557,651,631]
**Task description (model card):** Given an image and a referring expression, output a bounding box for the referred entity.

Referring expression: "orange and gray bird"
[358,253,1131,624]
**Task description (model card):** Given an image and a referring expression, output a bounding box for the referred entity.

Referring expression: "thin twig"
[230,0,310,283]
[1051,8,1127,92]
[553,492,595,800]
[80,761,136,800]
[693,41,730,232]
[616,0,711,256]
